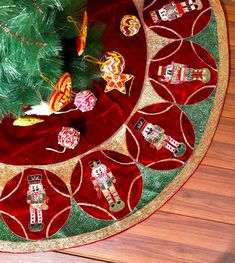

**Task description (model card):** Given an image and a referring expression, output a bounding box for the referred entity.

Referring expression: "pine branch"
[55,0,87,38]
[0,1,67,120]
[0,0,105,120]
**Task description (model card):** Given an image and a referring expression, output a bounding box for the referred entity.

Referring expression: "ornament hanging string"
[127,75,135,96]
[46,146,66,153]
[40,73,55,88]
[67,16,80,32]
[84,52,122,65]
[54,107,78,114]
[83,55,103,65]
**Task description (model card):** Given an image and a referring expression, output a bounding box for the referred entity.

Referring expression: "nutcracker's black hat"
[89,159,101,168]
[134,117,147,132]
[27,174,42,184]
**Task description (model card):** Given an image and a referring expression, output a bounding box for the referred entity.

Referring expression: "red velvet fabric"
[0,169,71,240]
[149,40,218,105]
[0,0,147,165]
[126,102,195,170]
[143,0,211,38]
[70,151,142,220]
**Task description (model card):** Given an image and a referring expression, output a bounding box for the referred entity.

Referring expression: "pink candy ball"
[74,90,97,112]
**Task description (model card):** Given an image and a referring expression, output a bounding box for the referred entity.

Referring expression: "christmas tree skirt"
[0,0,228,252]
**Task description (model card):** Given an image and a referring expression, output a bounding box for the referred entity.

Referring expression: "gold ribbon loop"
[67,16,80,33]
[83,55,103,65]
[40,73,55,88]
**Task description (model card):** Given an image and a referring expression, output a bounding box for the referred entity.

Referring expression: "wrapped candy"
[74,90,97,112]
[46,127,80,153]
[13,117,44,127]
[120,15,141,36]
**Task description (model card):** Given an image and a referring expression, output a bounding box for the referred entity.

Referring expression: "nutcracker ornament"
[26,174,49,232]
[134,117,186,158]
[89,159,125,212]
[157,61,211,84]
[150,0,203,24]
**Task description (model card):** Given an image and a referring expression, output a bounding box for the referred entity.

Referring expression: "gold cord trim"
[32,0,44,14]
[0,23,47,47]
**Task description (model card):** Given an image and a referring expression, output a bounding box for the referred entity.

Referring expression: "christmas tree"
[0,0,104,121]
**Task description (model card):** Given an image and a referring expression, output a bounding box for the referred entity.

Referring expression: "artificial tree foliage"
[0,0,104,120]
